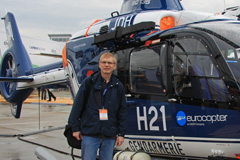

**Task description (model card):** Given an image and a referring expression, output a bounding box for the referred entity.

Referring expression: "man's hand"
[116,136,124,146]
[72,131,82,140]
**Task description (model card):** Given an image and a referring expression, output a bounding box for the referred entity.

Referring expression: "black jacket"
[68,71,128,137]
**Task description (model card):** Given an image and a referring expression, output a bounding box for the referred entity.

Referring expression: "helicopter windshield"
[120,0,183,15]
[190,21,240,84]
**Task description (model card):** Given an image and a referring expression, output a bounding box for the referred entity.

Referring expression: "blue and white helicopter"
[1,0,240,159]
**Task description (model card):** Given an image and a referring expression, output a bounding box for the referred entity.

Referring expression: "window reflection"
[130,45,166,94]
[173,37,231,102]
[214,36,240,83]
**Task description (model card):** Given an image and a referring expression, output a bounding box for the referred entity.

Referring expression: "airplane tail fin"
[0,12,34,118]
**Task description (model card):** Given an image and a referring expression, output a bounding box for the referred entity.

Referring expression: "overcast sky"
[0,0,239,40]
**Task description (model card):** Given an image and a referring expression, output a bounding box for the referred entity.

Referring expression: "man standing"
[68,52,128,160]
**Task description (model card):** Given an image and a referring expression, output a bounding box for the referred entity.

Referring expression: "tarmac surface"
[0,89,82,160]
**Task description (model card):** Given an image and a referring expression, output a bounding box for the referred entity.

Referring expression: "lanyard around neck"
[101,87,108,109]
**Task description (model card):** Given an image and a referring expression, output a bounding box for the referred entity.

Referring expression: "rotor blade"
[30,52,62,58]
[9,82,15,93]
[11,58,17,77]
[0,77,34,82]
[7,60,11,69]
[12,58,16,71]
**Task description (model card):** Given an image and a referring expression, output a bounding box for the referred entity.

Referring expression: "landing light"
[235,154,240,159]
[145,39,161,47]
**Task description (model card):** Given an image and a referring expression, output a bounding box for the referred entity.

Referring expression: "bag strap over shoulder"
[85,79,94,103]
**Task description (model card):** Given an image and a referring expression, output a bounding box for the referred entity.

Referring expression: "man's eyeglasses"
[100,61,115,65]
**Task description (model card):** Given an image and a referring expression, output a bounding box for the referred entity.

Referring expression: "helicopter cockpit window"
[130,44,167,95]
[173,36,231,102]
[120,0,183,15]
[213,36,240,83]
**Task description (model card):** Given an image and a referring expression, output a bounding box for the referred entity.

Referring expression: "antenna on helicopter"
[223,0,226,13]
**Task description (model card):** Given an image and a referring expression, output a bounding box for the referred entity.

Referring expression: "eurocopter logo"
[176,111,187,126]
[176,111,228,126]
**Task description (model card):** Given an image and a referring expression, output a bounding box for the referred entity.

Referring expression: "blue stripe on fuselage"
[126,98,240,138]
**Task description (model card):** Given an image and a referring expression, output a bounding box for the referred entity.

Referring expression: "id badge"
[99,109,108,121]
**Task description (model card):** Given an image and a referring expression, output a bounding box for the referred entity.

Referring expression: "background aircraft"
[222,6,240,20]
[0,31,64,68]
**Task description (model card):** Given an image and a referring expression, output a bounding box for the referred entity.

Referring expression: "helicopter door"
[126,42,170,135]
